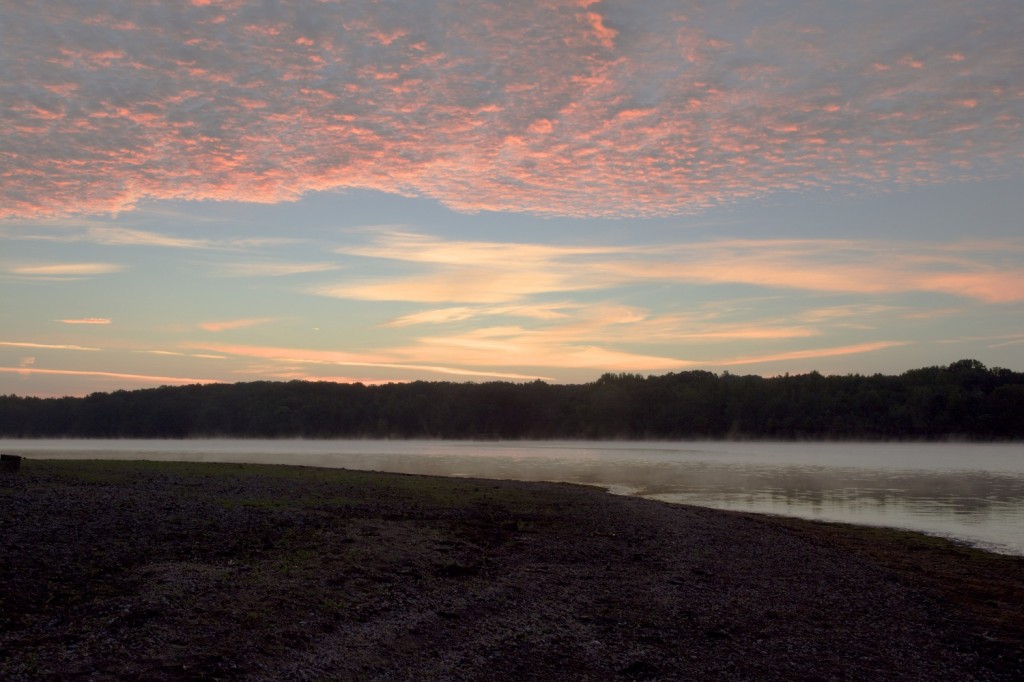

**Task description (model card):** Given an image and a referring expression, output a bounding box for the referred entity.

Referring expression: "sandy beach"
[1,458,1022,680]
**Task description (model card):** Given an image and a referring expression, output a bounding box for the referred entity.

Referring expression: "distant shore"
[2,459,1022,680]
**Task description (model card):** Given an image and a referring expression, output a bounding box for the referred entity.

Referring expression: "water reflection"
[4,439,1023,555]
[628,463,1024,555]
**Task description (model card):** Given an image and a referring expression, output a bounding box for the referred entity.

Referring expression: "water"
[3,439,1023,556]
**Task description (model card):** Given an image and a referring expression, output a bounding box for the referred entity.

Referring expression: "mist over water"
[5,439,1023,556]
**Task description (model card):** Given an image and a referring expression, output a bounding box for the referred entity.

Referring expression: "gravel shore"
[1,458,1022,681]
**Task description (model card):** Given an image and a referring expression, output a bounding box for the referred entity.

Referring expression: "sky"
[2,0,1023,398]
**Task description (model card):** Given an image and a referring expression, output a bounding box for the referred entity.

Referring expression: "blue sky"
[2,0,1023,397]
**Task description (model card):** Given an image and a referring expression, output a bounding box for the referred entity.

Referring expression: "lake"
[4,439,1023,556]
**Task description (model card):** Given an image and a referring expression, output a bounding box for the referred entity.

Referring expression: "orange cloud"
[199,318,278,332]
[331,232,1024,304]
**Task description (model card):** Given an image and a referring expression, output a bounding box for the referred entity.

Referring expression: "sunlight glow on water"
[4,439,1023,555]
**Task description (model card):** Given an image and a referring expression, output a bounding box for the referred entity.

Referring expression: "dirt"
[1,458,1022,681]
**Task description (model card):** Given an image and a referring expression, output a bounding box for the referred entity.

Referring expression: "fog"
[5,439,1023,555]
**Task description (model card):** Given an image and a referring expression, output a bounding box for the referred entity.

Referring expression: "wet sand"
[1,458,1022,680]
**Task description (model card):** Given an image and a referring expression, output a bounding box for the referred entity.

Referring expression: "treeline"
[1,359,1022,440]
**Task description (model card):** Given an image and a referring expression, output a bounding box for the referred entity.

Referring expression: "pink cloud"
[1,1,1020,219]
[914,272,1024,304]
[10,263,125,277]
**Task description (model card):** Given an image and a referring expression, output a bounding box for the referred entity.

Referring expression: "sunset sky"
[2,0,1023,397]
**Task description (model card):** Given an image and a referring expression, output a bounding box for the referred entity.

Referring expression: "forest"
[1,359,1022,440]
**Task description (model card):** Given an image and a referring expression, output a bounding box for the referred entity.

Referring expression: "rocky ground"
[1,458,1022,681]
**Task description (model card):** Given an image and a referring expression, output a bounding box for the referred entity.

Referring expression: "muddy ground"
[1,458,1022,680]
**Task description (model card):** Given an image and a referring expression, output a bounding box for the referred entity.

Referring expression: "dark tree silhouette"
[1,360,1021,440]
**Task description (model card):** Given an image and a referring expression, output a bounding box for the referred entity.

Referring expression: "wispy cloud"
[81,226,215,249]
[192,343,554,381]
[384,303,572,327]
[989,337,1024,349]
[398,325,695,371]
[0,341,100,351]
[326,232,1024,304]
[3,1,1020,218]
[1,223,283,252]
[796,305,899,324]
[56,318,112,325]
[211,261,341,277]
[130,349,235,359]
[935,333,1024,349]
[8,263,125,278]
[199,318,278,333]
[716,341,912,367]
[0,367,219,385]
[317,231,616,303]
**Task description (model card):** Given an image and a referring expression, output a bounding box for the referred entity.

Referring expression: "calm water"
[4,439,1023,556]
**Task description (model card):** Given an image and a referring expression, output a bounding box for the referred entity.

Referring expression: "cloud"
[796,305,899,324]
[17,356,35,376]
[191,342,553,380]
[389,307,826,372]
[384,303,572,327]
[0,367,219,385]
[3,1,1021,218]
[935,332,1024,349]
[211,261,341,277]
[326,231,1024,304]
[717,341,911,367]
[318,231,617,303]
[18,357,35,367]
[0,341,101,351]
[80,226,216,249]
[199,317,278,332]
[314,269,587,304]
[8,263,125,277]
[0,222,282,251]
[399,325,696,371]
[56,317,112,325]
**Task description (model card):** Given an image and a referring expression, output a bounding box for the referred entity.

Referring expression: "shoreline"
[4,438,1022,558]
[2,459,1022,680]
